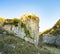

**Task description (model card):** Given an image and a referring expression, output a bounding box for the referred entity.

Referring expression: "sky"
[0,0,60,32]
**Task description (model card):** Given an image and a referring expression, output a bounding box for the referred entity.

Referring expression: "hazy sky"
[0,0,60,32]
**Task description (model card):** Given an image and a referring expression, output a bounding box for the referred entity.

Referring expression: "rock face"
[43,34,60,46]
[43,36,56,44]
[2,14,39,45]
[20,14,39,44]
[3,23,26,38]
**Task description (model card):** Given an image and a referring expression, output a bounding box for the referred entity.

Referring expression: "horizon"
[0,0,60,32]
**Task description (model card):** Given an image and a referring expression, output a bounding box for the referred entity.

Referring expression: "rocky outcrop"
[43,36,56,44]
[43,35,60,46]
[0,14,39,45]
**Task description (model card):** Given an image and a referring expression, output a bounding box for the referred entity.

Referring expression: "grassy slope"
[43,45,60,54]
[0,35,40,54]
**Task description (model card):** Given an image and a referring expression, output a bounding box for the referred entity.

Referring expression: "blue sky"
[0,0,60,32]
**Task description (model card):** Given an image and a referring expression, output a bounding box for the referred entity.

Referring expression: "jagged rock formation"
[0,13,39,45]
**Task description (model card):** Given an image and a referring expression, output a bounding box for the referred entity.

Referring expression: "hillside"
[0,26,52,54]
[40,19,60,36]
[39,19,60,47]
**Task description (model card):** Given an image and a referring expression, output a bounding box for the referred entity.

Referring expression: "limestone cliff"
[1,14,39,45]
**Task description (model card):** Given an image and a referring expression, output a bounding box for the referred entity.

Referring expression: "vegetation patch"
[12,18,19,26]
[21,22,33,39]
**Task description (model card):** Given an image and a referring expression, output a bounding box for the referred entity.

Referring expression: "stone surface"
[43,36,56,44]
[42,35,60,46]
